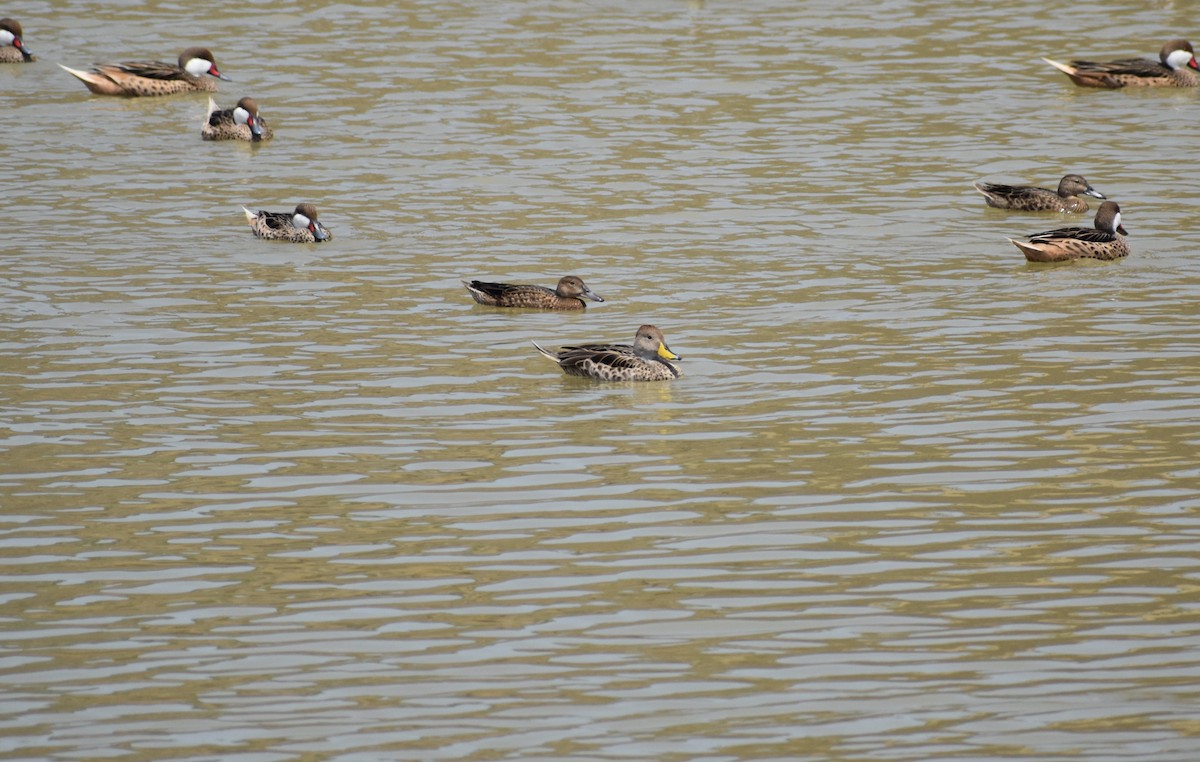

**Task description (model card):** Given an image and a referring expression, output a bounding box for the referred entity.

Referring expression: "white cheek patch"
[233,106,250,125]
[293,213,312,230]
[184,57,212,77]
[1165,48,1195,70]
[1112,212,1122,231]
[0,30,14,45]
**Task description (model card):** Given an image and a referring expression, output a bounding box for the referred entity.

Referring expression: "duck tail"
[1007,237,1045,262]
[1042,57,1076,76]
[972,181,999,203]
[58,63,113,94]
[531,341,560,363]
[462,280,490,305]
[1042,57,1114,87]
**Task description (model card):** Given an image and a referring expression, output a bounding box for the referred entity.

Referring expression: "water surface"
[3,0,1199,759]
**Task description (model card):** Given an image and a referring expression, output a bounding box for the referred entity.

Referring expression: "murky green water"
[3,0,1199,759]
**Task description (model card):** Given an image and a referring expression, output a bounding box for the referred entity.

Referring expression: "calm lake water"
[3,0,1199,759]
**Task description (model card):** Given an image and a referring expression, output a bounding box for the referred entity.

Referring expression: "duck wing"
[257,211,293,231]
[112,59,187,80]
[1071,56,1169,79]
[1029,226,1116,245]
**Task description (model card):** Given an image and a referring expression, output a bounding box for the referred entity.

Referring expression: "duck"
[1007,200,1129,263]
[242,204,331,243]
[203,97,272,141]
[0,18,34,62]
[533,325,681,381]
[463,276,604,310]
[59,47,231,96]
[1043,39,1199,88]
[973,174,1105,213]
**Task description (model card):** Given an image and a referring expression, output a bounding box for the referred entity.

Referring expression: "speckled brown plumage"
[1044,39,1199,88]
[533,325,682,382]
[59,47,231,96]
[203,97,273,141]
[0,18,34,62]
[463,276,604,310]
[974,174,1105,213]
[242,204,331,243]
[1008,201,1130,263]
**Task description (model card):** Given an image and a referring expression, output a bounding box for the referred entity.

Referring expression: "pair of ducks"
[465,277,681,382]
[58,46,270,143]
[0,26,263,141]
[974,175,1129,262]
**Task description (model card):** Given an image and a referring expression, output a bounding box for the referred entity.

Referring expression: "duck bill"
[1190,56,1200,71]
[249,117,263,139]
[311,223,330,242]
[1084,187,1105,199]
[583,288,605,303]
[657,343,680,361]
[210,66,232,82]
[1116,223,1128,235]
[18,41,33,60]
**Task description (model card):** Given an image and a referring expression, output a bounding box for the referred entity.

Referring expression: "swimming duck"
[0,18,34,62]
[59,47,231,96]
[463,276,604,310]
[1043,39,1199,88]
[974,174,1105,213]
[1007,201,1129,263]
[533,325,681,381]
[203,97,272,141]
[242,204,331,243]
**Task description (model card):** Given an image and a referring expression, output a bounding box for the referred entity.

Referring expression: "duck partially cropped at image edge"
[0,18,34,62]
